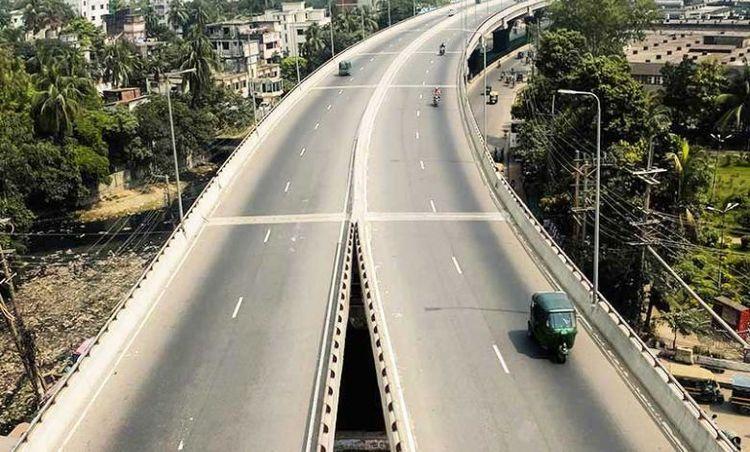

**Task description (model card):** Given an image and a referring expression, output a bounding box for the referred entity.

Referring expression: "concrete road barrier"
[456,3,736,451]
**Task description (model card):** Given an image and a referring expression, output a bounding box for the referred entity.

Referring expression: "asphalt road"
[362,7,681,451]
[59,10,456,452]
[59,2,681,451]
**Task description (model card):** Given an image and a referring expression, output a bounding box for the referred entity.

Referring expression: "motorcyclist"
[439,42,446,55]
[433,87,442,99]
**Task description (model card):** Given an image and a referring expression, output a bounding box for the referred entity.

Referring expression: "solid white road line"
[300,147,306,157]
[493,344,510,374]
[451,256,463,275]
[429,199,437,213]
[420,160,425,170]
[263,228,271,243]
[284,181,291,193]
[232,297,244,319]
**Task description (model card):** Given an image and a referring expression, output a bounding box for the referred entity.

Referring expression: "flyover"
[13,1,733,451]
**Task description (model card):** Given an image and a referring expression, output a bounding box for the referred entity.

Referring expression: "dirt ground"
[77,181,187,223]
[0,252,152,435]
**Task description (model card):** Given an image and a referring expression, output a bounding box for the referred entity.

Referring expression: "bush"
[741,235,750,251]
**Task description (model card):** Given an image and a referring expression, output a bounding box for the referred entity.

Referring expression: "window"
[222,42,229,50]
[100,4,104,8]
[91,5,95,10]
[296,28,304,35]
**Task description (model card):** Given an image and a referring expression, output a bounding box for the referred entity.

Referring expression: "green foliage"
[661,59,727,138]
[21,0,75,35]
[536,29,586,83]
[62,17,104,49]
[280,55,308,87]
[180,29,219,106]
[134,95,216,171]
[102,41,138,88]
[68,144,111,188]
[548,0,659,55]
[657,306,708,349]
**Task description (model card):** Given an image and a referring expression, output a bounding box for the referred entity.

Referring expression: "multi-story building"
[205,20,284,100]
[251,1,330,57]
[65,0,109,28]
[103,8,146,44]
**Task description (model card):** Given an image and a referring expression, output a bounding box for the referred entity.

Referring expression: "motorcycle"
[439,44,446,56]
[432,94,440,107]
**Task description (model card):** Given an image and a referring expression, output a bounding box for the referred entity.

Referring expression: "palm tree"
[665,136,699,234]
[180,30,218,105]
[716,64,750,150]
[31,63,90,139]
[168,0,188,31]
[302,23,326,58]
[358,6,379,34]
[657,306,707,350]
[103,41,136,88]
[22,0,74,36]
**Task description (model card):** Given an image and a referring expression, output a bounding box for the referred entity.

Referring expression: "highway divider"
[456,3,736,451]
[354,224,405,452]
[14,4,465,450]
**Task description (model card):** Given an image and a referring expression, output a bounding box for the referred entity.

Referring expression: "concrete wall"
[456,3,735,451]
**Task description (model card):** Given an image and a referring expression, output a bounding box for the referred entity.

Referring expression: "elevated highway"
[15,1,730,451]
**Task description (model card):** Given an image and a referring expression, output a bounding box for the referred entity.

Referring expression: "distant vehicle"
[516,51,524,60]
[487,91,498,104]
[527,292,577,363]
[448,8,455,16]
[339,60,352,76]
[516,73,524,82]
[666,363,724,404]
[730,374,750,414]
[485,85,492,95]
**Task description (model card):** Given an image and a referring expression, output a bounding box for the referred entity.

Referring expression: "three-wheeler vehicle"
[667,363,724,404]
[730,374,750,414]
[487,91,498,104]
[339,60,352,76]
[485,85,492,96]
[527,292,577,363]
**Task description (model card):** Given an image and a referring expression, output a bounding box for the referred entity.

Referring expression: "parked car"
[730,374,750,413]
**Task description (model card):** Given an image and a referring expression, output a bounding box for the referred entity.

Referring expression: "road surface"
[58,2,680,451]
[361,6,681,451]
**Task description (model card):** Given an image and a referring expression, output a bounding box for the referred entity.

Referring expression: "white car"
[448,8,455,16]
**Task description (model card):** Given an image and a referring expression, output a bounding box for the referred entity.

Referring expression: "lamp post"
[707,202,740,293]
[709,132,732,204]
[557,89,602,304]
[163,68,196,224]
[482,35,488,147]
[329,0,336,56]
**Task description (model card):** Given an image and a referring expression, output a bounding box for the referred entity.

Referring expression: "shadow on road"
[507,329,549,360]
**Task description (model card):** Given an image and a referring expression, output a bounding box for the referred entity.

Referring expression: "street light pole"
[558,89,602,304]
[709,132,732,204]
[163,68,196,224]
[707,202,740,293]
[329,0,336,56]
[482,35,487,147]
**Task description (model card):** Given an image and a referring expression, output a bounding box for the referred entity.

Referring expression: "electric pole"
[0,218,46,401]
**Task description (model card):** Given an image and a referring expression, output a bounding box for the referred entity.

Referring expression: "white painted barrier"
[14,5,461,450]
[456,4,736,451]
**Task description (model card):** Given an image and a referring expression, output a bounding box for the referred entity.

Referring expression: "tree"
[355,5,379,36]
[280,55,308,87]
[716,64,750,149]
[536,29,587,84]
[548,0,659,55]
[657,306,707,350]
[179,29,219,106]
[102,41,137,88]
[22,0,74,35]
[661,59,726,138]
[31,63,92,140]
[168,0,189,31]
[302,22,326,60]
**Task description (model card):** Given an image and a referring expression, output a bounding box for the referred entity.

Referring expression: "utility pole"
[246,35,258,123]
[329,0,336,56]
[709,132,732,204]
[0,218,46,400]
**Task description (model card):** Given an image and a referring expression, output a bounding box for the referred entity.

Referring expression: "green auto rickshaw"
[487,91,498,104]
[528,292,578,363]
[339,60,352,76]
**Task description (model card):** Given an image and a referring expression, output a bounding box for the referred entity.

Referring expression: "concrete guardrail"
[456,3,737,451]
